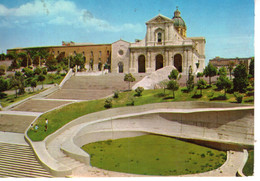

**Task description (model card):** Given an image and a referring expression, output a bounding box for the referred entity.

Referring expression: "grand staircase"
[0,142,52,178]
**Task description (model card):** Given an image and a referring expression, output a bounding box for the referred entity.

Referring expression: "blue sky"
[0,0,255,64]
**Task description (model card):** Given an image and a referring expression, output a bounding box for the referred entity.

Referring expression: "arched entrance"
[155,54,163,70]
[138,55,146,73]
[174,54,182,72]
[118,62,123,73]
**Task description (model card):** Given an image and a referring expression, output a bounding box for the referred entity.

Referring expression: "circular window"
[118,49,124,56]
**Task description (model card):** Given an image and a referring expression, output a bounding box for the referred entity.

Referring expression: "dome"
[172,8,186,29]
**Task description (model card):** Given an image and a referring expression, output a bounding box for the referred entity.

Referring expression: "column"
[147,26,151,42]
[165,26,168,41]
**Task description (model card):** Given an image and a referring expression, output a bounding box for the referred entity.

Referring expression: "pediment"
[146,14,173,24]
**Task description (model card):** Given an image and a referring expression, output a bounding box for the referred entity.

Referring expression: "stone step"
[0,147,34,154]
[0,166,52,178]
[0,142,52,178]
[0,142,30,149]
[0,158,44,169]
[0,169,32,178]
[0,153,37,161]
[0,161,50,174]
[59,157,84,169]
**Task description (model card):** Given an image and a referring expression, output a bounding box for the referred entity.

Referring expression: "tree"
[227,61,235,80]
[104,97,112,108]
[17,52,28,67]
[197,72,203,80]
[69,53,85,71]
[0,65,6,76]
[197,79,207,95]
[30,79,37,92]
[158,79,169,95]
[186,66,194,92]
[14,71,25,95]
[233,64,248,93]
[216,75,232,96]
[135,87,144,96]
[0,77,8,98]
[24,67,34,78]
[124,73,135,90]
[203,63,217,85]
[38,74,46,89]
[167,80,179,98]
[34,67,42,75]
[218,67,227,77]
[10,75,19,98]
[168,69,179,80]
[45,57,58,71]
[0,53,6,61]
[249,58,254,78]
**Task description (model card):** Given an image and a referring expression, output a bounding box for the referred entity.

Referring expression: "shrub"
[192,93,202,98]
[135,87,144,96]
[244,97,254,103]
[168,69,179,80]
[210,95,227,101]
[104,97,112,108]
[0,92,7,99]
[234,92,243,103]
[127,96,135,106]
[247,91,254,97]
[113,90,119,98]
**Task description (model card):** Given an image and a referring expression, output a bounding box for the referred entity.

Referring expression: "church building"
[111,8,206,75]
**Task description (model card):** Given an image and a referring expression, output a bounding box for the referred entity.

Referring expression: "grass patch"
[43,74,65,84]
[27,85,253,141]
[81,135,226,176]
[0,89,46,108]
[243,150,254,176]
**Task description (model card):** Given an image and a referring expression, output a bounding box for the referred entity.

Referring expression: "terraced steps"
[0,142,52,178]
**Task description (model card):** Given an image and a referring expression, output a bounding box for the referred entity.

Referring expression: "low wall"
[59,68,73,88]
[62,105,253,167]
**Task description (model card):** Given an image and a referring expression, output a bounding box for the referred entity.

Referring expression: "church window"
[99,51,102,57]
[158,32,162,43]
[91,51,93,57]
[118,49,124,56]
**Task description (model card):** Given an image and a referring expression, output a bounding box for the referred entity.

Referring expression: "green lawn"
[81,135,226,176]
[243,150,254,176]
[0,89,46,108]
[27,85,253,141]
[42,73,65,84]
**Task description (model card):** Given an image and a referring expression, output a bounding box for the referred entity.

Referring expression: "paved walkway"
[0,111,42,117]
[0,132,27,146]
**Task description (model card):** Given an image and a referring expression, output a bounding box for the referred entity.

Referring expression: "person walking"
[45,118,48,132]
[34,124,38,132]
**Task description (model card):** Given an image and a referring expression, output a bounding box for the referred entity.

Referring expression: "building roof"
[172,8,186,29]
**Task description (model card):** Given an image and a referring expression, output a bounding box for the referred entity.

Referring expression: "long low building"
[209,56,253,72]
[7,8,206,74]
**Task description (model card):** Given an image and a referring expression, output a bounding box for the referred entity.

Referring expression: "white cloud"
[0,0,142,33]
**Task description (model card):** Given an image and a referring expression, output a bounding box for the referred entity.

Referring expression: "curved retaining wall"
[25,102,254,177]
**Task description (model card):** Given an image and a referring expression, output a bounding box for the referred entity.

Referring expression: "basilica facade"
[111,9,206,75]
[7,9,205,75]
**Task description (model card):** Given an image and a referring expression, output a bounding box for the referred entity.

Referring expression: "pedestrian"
[45,118,48,132]
[30,124,34,131]
[35,124,38,132]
